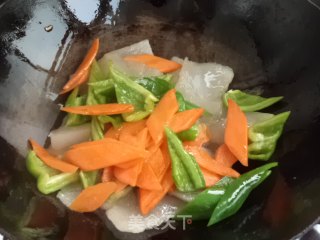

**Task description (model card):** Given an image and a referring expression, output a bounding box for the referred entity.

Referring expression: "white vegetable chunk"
[175,59,234,118]
[56,183,82,207]
[98,39,161,77]
[105,190,184,233]
[49,123,91,152]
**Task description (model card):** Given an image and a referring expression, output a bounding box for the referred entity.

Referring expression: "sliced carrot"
[148,148,170,182]
[113,159,143,186]
[60,70,90,95]
[120,120,146,135]
[124,54,182,73]
[70,182,117,212]
[225,99,248,166]
[136,161,163,191]
[139,169,174,215]
[114,180,128,193]
[215,144,238,168]
[64,138,148,171]
[101,167,114,183]
[61,103,134,116]
[116,159,141,169]
[185,146,240,178]
[146,89,179,144]
[135,128,149,149]
[169,108,204,133]
[104,126,121,140]
[183,123,210,147]
[61,38,99,94]
[201,168,221,187]
[29,139,78,173]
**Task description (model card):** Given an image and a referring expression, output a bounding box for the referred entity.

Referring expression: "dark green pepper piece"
[223,90,283,112]
[177,124,200,141]
[26,151,79,194]
[110,63,158,122]
[208,162,278,226]
[135,75,173,99]
[65,87,90,126]
[177,177,234,220]
[165,127,205,192]
[248,111,290,160]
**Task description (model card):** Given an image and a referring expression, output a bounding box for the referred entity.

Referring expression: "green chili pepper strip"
[65,87,89,126]
[207,162,278,226]
[177,177,234,220]
[223,89,283,112]
[165,127,205,191]
[26,151,79,194]
[135,76,173,99]
[177,124,200,141]
[248,111,290,160]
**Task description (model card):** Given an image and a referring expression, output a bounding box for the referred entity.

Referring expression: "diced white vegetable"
[170,190,199,202]
[105,190,184,233]
[176,59,234,118]
[56,183,82,207]
[171,56,184,84]
[98,39,161,77]
[49,123,91,152]
[246,112,274,127]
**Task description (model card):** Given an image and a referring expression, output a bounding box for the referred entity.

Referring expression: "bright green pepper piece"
[177,124,200,141]
[208,162,278,226]
[65,87,90,126]
[26,151,79,194]
[223,89,283,112]
[165,127,205,192]
[110,63,158,122]
[135,75,173,99]
[177,177,234,220]
[248,111,290,160]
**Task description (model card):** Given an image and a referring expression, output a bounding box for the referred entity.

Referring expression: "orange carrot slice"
[215,144,238,167]
[201,168,221,187]
[225,99,248,166]
[104,126,121,140]
[113,159,143,186]
[185,146,240,178]
[60,70,90,95]
[148,147,170,182]
[61,103,134,116]
[139,169,174,215]
[183,123,210,147]
[101,167,114,183]
[146,89,179,144]
[29,139,78,173]
[169,108,204,133]
[136,161,163,191]
[61,38,99,94]
[64,138,148,171]
[124,54,182,73]
[70,182,117,212]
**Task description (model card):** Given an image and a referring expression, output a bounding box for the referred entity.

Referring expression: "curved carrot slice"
[225,99,248,166]
[148,148,170,181]
[139,169,174,215]
[113,159,143,186]
[146,89,179,144]
[60,70,89,95]
[201,168,221,187]
[61,103,134,115]
[124,54,182,73]
[104,127,121,139]
[64,138,148,171]
[136,162,163,191]
[70,182,117,212]
[101,167,114,182]
[215,144,238,167]
[29,139,78,173]
[185,146,240,178]
[169,108,204,133]
[183,123,210,147]
[61,38,100,94]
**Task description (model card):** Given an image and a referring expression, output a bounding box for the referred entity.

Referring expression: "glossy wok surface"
[1,0,320,239]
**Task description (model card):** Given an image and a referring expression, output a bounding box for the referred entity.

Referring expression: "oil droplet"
[44,25,53,32]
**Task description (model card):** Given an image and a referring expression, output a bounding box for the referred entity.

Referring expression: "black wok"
[1,0,320,239]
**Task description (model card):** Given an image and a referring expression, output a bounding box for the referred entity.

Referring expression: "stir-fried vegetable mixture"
[26,39,290,232]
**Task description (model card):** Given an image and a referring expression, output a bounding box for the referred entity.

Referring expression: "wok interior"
[0,0,320,239]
